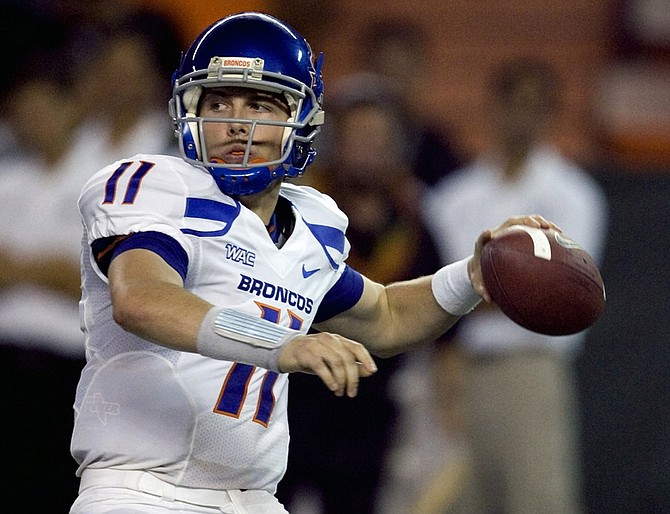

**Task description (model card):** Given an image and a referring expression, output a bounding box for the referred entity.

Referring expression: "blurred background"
[0,0,667,512]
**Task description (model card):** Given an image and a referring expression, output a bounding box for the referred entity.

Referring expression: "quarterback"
[70,12,557,513]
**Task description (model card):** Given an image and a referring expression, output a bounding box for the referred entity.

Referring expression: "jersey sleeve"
[313,265,364,323]
[79,156,192,249]
[78,156,195,281]
[91,231,189,280]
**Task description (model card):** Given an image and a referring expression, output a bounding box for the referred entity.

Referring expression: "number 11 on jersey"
[213,303,302,427]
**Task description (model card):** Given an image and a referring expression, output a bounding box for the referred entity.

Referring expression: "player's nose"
[226,119,249,136]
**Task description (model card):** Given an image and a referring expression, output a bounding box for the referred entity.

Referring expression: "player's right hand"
[277,333,377,398]
[468,214,562,302]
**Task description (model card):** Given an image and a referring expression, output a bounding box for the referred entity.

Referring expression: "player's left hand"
[277,332,377,398]
[468,214,561,302]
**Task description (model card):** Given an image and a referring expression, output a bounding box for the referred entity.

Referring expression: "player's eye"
[248,101,272,113]
[249,94,290,116]
[200,94,231,114]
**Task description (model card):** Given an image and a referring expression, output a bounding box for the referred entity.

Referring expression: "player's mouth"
[211,143,252,165]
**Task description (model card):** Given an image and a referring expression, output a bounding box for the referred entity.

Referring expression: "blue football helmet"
[170,12,325,196]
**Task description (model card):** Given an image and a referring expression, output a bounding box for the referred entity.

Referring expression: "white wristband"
[431,257,482,316]
[196,307,297,371]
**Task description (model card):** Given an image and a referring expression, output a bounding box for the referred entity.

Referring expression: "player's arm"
[106,239,375,398]
[315,214,559,357]
[314,272,467,358]
[108,247,211,352]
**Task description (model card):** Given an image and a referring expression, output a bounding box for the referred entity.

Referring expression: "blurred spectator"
[66,7,181,161]
[357,18,464,187]
[0,3,182,510]
[423,57,609,514]
[0,2,68,158]
[375,342,471,514]
[0,46,91,511]
[276,73,442,514]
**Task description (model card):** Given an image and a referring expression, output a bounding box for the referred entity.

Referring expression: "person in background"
[0,2,66,159]
[277,73,442,514]
[357,18,464,187]
[67,7,181,162]
[0,5,184,510]
[423,57,609,514]
[0,47,91,512]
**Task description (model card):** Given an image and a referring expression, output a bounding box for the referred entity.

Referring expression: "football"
[480,225,606,335]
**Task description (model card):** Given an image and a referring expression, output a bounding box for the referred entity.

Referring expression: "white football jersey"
[71,154,352,493]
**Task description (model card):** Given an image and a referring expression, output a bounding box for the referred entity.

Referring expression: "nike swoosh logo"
[302,264,320,278]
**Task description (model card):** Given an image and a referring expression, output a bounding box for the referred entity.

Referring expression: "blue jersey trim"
[313,265,364,323]
[304,222,346,270]
[92,231,189,281]
[181,197,241,237]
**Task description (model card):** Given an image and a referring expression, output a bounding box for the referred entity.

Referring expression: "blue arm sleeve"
[313,265,364,323]
[91,231,189,281]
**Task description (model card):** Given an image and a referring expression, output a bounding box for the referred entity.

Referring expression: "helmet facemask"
[170,55,324,197]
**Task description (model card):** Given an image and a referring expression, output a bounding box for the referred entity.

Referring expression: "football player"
[69,12,557,513]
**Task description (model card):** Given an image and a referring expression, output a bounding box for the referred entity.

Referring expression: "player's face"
[493,77,552,148]
[199,87,291,165]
